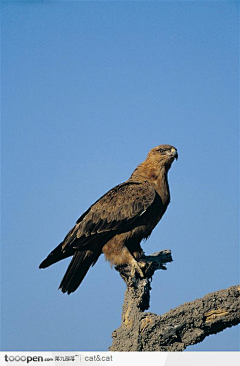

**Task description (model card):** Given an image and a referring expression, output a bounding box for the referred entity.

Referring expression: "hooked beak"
[171,148,178,161]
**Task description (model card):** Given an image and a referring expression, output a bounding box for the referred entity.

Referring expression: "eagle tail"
[39,242,74,269]
[59,250,100,294]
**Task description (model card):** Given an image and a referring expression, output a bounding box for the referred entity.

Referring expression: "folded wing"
[39,181,156,269]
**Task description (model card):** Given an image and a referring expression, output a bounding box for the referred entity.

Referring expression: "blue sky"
[1,0,239,352]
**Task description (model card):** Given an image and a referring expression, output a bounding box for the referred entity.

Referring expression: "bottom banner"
[1,351,239,366]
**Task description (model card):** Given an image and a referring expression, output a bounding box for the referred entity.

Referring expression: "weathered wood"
[110,250,240,351]
[115,250,173,312]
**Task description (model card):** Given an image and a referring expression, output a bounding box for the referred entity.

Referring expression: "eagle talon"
[130,261,145,278]
[138,259,148,268]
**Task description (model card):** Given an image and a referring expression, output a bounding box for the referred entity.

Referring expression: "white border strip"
[1,352,240,366]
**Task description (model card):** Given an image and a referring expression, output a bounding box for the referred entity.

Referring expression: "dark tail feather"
[59,250,100,294]
[39,242,74,269]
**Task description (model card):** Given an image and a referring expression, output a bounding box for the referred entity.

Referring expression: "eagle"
[39,144,178,294]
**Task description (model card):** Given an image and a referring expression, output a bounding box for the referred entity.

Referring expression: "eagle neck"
[154,168,170,206]
[129,160,170,206]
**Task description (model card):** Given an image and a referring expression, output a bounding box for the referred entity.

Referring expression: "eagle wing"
[61,181,156,252]
[39,181,156,270]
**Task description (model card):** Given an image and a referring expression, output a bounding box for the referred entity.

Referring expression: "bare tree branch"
[109,250,240,351]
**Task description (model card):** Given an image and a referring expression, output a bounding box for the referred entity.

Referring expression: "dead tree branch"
[109,250,240,351]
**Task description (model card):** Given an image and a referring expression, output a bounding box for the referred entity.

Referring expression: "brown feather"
[39,144,178,294]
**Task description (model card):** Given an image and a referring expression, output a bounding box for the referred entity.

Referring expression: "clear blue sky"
[1,0,239,352]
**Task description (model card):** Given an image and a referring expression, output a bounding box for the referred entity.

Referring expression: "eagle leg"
[130,259,144,278]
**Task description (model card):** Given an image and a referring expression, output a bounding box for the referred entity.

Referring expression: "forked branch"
[110,250,240,351]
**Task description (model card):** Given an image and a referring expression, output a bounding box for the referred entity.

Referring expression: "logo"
[4,355,44,363]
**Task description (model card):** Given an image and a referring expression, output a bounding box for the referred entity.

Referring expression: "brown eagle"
[39,145,178,294]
